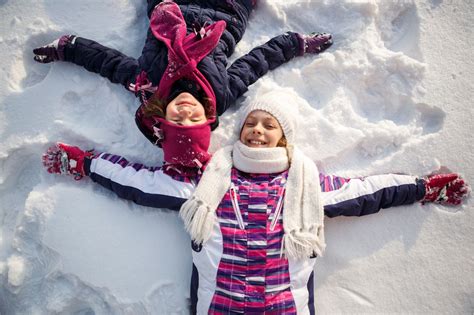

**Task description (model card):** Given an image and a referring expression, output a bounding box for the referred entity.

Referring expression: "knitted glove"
[421,173,470,206]
[42,143,93,180]
[297,32,333,56]
[33,35,75,63]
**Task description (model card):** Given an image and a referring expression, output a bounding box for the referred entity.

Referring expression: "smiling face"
[165,92,207,126]
[240,110,284,148]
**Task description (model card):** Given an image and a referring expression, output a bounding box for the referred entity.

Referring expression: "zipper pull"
[270,187,285,231]
[280,236,285,259]
[230,183,245,230]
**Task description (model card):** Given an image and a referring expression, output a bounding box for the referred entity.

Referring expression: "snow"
[0,0,473,313]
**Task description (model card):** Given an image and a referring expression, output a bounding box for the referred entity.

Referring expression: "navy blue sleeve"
[64,37,139,89]
[321,174,426,218]
[225,32,301,109]
[89,172,187,211]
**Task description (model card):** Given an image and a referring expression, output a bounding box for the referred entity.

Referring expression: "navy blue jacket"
[63,0,301,117]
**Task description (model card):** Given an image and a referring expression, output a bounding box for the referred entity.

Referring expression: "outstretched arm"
[224,32,332,113]
[84,152,194,210]
[43,143,194,211]
[34,35,139,89]
[320,172,470,217]
[321,173,425,217]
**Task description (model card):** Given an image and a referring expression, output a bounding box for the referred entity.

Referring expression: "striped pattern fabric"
[319,173,350,192]
[208,169,297,314]
[87,153,196,210]
[97,153,194,183]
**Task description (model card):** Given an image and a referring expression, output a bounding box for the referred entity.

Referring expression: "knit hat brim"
[167,79,205,104]
[239,89,299,144]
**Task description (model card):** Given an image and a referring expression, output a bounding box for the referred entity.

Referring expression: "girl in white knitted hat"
[179,89,326,313]
[177,89,469,314]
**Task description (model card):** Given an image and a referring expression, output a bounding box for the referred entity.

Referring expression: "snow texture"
[0,0,473,314]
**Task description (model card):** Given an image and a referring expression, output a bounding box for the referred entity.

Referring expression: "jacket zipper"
[230,183,245,230]
[270,187,285,231]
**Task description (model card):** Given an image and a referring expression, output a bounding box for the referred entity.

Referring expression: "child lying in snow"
[33,0,332,177]
[42,89,470,314]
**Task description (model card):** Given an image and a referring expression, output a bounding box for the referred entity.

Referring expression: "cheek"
[239,128,246,142]
[272,130,284,144]
[197,105,206,115]
[240,126,252,141]
[165,105,177,117]
[197,109,206,119]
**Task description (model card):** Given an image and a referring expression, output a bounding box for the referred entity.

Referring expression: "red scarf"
[156,116,212,175]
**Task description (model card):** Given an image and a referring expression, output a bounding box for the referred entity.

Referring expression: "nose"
[251,123,264,135]
[172,109,194,125]
[178,107,192,117]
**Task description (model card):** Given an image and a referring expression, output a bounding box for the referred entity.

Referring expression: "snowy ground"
[0,0,473,314]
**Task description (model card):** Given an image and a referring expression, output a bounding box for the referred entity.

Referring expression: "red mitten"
[42,143,93,180]
[422,173,471,206]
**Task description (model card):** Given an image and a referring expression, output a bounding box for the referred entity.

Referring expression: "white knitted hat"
[239,89,299,144]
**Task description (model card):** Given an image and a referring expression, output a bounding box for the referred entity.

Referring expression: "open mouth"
[247,139,267,146]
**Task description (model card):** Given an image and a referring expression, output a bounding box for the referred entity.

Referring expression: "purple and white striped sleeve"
[84,153,196,211]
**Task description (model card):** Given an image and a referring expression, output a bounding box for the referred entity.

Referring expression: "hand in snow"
[297,32,333,56]
[33,35,75,63]
[421,173,470,206]
[42,143,93,180]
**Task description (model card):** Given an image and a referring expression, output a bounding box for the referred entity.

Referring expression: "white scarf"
[180,141,325,258]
